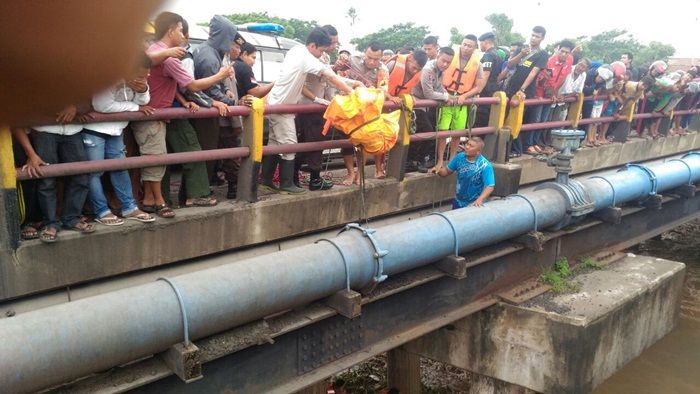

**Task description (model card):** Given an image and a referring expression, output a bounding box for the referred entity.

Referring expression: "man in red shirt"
[535,40,575,148]
[131,12,232,218]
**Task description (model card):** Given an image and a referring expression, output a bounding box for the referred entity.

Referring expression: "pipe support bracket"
[429,212,459,256]
[157,277,192,346]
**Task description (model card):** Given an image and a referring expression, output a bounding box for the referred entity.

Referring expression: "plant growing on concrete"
[578,256,603,270]
[540,257,581,293]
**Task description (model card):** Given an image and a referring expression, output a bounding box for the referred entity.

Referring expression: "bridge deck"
[1,132,699,300]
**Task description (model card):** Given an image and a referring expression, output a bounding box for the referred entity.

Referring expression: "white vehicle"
[188,23,301,83]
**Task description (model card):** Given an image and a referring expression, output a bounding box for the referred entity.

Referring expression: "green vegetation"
[578,256,603,270]
[485,13,525,47]
[540,257,581,294]
[224,12,319,43]
[350,22,430,52]
[224,11,675,67]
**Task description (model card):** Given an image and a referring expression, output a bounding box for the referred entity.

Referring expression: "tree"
[484,13,525,46]
[578,29,674,65]
[449,27,464,45]
[224,12,318,43]
[350,22,430,52]
[346,7,358,27]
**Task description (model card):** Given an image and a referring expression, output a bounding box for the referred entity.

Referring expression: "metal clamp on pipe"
[508,194,539,231]
[589,176,617,206]
[622,163,658,196]
[315,239,352,292]
[156,277,203,383]
[157,277,192,345]
[668,159,694,185]
[429,212,459,256]
[341,223,388,285]
[315,238,362,318]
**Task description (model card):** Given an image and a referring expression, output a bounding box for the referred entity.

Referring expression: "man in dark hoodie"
[193,15,246,199]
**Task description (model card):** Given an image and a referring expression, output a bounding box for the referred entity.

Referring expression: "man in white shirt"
[32,106,95,242]
[261,27,353,194]
[552,58,590,121]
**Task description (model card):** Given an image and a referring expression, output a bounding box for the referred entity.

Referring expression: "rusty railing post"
[236,99,264,202]
[387,94,414,181]
[0,126,20,250]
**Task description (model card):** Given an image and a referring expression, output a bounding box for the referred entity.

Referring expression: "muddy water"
[594,219,700,393]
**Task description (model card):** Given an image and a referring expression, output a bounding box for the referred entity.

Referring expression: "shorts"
[130,120,166,181]
[602,101,618,117]
[438,103,468,131]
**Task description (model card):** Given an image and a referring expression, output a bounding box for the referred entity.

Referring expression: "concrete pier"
[400,255,686,393]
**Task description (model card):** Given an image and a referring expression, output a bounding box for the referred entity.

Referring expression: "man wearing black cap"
[475,32,504,128]
[193,15,247,198]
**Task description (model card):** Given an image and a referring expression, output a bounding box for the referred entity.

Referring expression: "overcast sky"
[164,0,699,58]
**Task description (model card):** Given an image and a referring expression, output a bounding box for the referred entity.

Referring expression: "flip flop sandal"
[21,225,40,240]
[185,197,218,207]
[66,222,96,234]
[95,215,124,226]
[124,211,155,223]
[154,204,175,219]
[141,204,157,213]
[39,227,59,243]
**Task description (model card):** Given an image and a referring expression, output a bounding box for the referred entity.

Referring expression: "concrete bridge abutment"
[388,255,686,393]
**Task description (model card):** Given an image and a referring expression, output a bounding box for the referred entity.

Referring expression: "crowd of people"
[10,13,699,243]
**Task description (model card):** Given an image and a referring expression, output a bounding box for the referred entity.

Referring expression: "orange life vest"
[388,54,421,96]
[442,52,481,94]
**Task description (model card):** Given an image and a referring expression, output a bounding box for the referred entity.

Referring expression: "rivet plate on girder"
[297,315,363,374]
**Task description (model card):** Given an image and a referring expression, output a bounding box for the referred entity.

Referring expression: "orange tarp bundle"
[322,87,400,155]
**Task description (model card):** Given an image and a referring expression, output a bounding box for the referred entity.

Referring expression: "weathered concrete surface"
[2,131,697,300]
[518,132,700,185]
[0,174,455,300]
[405,255,686,394]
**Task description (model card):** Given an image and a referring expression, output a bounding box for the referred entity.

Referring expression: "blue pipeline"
[1,153,699,393]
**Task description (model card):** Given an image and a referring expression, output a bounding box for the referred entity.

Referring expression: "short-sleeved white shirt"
[267,46,325,105]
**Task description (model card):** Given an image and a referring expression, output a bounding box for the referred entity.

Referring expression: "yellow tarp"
[323,88,400,155]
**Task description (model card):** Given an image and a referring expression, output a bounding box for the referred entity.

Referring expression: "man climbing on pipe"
[431,136,495,208]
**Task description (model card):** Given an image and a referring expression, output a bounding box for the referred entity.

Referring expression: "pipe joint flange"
[535,180,595,230]
[316,238,352,292]
[342,223,388,284]
[157,277,192,345]
[508,194,538,232]
[589,176,617,206]
[621,163,658,195]
[429,212,459,256]
[668,158,694,185]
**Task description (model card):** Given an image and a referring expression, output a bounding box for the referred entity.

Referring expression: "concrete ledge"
[517,132,700,185]
[3,132,697,300]
[405,255,686,393]
[0,173,456,300]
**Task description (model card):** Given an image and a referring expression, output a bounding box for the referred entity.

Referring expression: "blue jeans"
[32,131,89,229]
[524,104,545,149]
[82,132,137,218]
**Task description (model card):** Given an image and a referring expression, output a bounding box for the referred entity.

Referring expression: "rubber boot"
[226,181,237,199]
[279,158,306,194]
[260,155,279,192]
[293,159,302,188]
